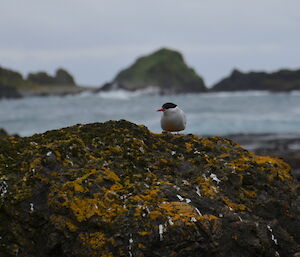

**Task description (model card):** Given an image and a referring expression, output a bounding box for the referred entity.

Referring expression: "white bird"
[156,102,187,132]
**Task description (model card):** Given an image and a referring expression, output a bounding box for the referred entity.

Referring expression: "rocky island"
[100,48,207,94]
[0,120,299,256]
[211,69,300,92]
[0,66,86,99]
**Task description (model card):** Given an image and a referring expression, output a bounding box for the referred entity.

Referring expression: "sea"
[1,90,300,137]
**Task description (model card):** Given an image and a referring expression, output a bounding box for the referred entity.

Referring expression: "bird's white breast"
[161,107,186,132]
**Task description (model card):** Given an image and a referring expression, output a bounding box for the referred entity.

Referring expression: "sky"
[0,0,299,87]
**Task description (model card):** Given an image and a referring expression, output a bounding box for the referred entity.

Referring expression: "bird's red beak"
[156,108,165,112]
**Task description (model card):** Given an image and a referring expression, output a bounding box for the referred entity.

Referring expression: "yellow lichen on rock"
[242,188,257,198]
[79,232,114,256]
[0,120,298,257]
[185,142,193,152]
[195,177,218,199]
[101,167,121,182]
[222,196,247,211]
[250,153,292,180]
[159,201,202,225]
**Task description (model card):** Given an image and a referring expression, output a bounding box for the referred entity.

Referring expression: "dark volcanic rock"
[211,69,300,92]
[0,120,299,257]
[101,48,207,94]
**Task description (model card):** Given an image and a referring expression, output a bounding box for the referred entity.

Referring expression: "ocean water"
[1,90,300,137]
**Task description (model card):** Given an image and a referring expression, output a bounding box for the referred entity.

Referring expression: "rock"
[27,71,56,85]
[0,66,24,87]
[0,84,22,99]
[0,66,81,99]
[54,68,76,85]
[102,48,207,94]
[225,133,300,181]
[0,120,299,257]
[0,129,18,139]
[27,68,76,86]
[0,66,25,98]
[0,128,9,139]
[211,69,300,92]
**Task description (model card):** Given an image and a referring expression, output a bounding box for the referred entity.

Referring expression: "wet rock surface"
[0,120,299,257]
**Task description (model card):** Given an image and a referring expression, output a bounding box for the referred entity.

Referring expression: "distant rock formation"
[0,128,18,138]
[54,68,76,85]
[0,65,81,99]
[27,68,76,86]
[0,66,28,99]
[101,48,207,94]
[0,128,9,138]
[0,120,299,256]
[0,84,22,99]
[211,69,300,91]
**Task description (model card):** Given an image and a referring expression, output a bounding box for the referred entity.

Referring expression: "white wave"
[76,90,93,97]
[290,90,300,96]
[96,87,160,100]
[201,90,272,98]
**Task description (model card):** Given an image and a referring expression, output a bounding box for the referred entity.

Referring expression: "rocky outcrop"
[211,69,300,92]
[0,84,22,99]
[101,48,207,94]
[0,65,83,99]
[54,68,75,85]
[0,128,9,139]
[27,68,76,86]
[0,120,299,257]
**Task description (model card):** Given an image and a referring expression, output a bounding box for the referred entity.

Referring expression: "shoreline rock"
[0,65,89,99]
[211,69,300,92]
[0,120,299,256]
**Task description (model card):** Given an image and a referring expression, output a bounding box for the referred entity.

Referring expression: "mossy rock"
[54,68,75,85]
[0,120,299,257]
[107,48,206,94]
[27,68,76,86]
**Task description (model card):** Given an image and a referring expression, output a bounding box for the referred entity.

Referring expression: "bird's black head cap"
[162,102,177,109]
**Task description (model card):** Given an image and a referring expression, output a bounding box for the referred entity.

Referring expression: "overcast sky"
[0,0,299,87]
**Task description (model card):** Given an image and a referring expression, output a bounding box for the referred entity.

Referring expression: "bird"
[156,102,186,132]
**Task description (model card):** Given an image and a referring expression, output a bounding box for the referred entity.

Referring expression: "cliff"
[101,48,207,94]
[0,120,299,257]
[211,69,300,92]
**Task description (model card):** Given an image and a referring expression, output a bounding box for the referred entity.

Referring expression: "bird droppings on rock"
[0,119,299,257]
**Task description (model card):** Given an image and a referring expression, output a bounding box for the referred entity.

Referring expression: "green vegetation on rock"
[55,68,76,85]
[0,120,299,256]
[0,66,25,87]
[27,68,75,86]
[211,68,300,91]
[0,65,81,99]
[106,48,206,93]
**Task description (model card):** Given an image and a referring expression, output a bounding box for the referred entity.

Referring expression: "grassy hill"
[108,48,206,93]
